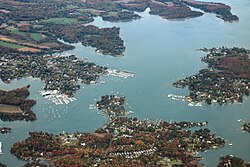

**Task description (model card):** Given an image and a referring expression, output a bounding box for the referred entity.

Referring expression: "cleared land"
[9,28,26,37]
[30,33,44,41]
[0,35,17,43]
[76,8,105,15]
[0,40,43,52]
[0,104,23,114]
[41,17,79,24]
[9,28,44,41]
[18,47,41,52]
[0,35,49,52]
[0,41,22,48]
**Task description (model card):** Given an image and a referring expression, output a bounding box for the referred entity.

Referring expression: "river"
[1,0,250,166]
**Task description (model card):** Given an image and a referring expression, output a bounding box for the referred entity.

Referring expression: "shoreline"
[0,85,37,122]
[173,47,250,105]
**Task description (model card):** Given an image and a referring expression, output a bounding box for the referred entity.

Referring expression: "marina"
[40,90,76,105]
[168,94,202,107]
[106,69,135,79]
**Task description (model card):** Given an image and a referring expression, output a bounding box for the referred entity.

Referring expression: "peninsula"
[0,85,36,121]
[96,95,130,118]
[0,0,238,57]
[217,155,250,167]
[173,47,250,105]
[182,0,239,22]
[0,52,106,102]
[0,52,134,105]
[0,0,127,56]
[11,95,226,166]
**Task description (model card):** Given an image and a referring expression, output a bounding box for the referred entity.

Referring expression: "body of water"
[1,0,250,166]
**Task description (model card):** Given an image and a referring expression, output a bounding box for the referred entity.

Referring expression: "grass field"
[32,25,44,28]
[10,28,45,41]
[0,41,22,49]
[10,28,26,37]
[76,8,89,13]
[66,4,79,9]
[41,17,79,24]
[30,33,44,41]
[76,8,104,15]
[107,12,118,17]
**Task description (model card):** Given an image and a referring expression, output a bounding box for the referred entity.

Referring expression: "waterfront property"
[0,53,134,105]
[173,47,250,105]
[11,118,225,166]
[217,155,250,167]
[0,86,36,121]
[0,104,23,114]
[0,53,107,98]
[10,95,225,166]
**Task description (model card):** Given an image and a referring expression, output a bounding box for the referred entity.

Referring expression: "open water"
[1,0,250,166]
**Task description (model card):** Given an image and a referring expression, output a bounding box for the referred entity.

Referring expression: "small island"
[173,47,250,105]
[217,155,250,167]
[0,85,36,121]
[11,95,226,166]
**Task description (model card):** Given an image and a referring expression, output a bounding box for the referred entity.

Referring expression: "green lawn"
[41,17,79,24]
[10,28,26,37]
[0,41,22,49]
[107,12,118,17]
[32,25,44,28]
[10,28,44,41]
[76,8,91,13]
[76,8,102,15]
[30,33,44,41]
[66,4,79,9]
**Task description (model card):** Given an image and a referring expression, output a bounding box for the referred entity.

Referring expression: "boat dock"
[40,90,76,105]
[107,69,135,79]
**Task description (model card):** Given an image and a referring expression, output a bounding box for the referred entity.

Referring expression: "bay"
[1,0,250,166]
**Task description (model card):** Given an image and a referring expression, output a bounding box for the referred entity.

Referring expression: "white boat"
[188,103,194,106]
[0,142,3,155]
[195,102,202,107]
[237,119,243,122]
